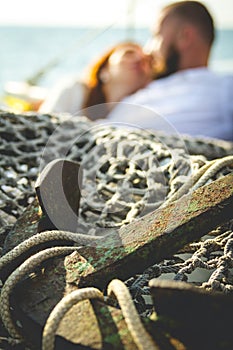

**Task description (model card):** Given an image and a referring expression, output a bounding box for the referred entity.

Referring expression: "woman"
[39,42,153,119]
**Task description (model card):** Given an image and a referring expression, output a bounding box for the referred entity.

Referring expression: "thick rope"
[107,279,158,350]
[165,155,233,205]
[0,230,102,277]
[0,246,79,341]
[42,280,159,350]
[192,155,233,190]
[42,287,103,350]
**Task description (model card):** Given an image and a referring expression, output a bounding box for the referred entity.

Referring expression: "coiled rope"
[164,155,233,204]
[41,279,158,350]
[0,230,102,275]
[0,246,80,340]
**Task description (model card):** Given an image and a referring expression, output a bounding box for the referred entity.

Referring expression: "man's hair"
[163,1,215,46]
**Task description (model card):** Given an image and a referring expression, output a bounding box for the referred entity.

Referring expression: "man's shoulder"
[153,68,233,85]
[221,73,233,83]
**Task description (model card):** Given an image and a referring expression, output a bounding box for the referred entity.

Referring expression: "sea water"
[0,25,233,96]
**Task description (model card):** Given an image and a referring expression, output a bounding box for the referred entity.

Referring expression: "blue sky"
[1,0,233,28]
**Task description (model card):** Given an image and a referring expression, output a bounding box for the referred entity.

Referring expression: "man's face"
[161,44,180,77]
[149,12,181,77]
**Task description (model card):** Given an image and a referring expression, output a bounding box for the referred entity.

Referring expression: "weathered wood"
[149,279,233,350]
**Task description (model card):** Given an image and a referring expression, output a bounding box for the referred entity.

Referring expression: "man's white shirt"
[107,67,233,141]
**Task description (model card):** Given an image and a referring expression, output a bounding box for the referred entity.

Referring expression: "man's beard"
[155,46,180,79]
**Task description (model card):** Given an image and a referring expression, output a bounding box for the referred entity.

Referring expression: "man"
[107,1,233,141]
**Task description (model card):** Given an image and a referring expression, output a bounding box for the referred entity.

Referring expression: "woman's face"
[105,44,153,95]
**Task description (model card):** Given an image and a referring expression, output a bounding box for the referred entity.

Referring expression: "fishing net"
[0,110,231,235]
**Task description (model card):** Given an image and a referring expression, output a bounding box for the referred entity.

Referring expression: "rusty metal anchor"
[0,160,232,349]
